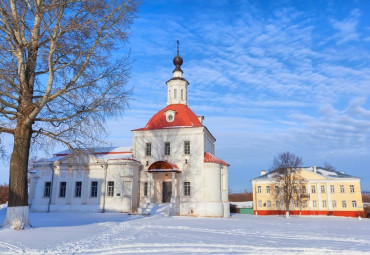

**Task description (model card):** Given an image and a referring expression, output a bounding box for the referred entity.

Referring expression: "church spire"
[173,40,183,73]
[166,41,189,105]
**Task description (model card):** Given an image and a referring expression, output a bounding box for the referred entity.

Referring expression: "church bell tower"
[166,41,189,105]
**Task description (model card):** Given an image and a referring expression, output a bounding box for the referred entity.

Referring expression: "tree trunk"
[3,126,32,229]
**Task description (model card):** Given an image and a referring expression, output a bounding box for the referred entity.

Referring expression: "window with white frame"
[258,200,262,207]
[184,182,191,196]
[322,200,327,208]
[164,142,170,155]
[276,201,280,208]
[342,200,347,208]
[340,185,344,193]
[350,185,355,193]
[75,181,82,197]
[267,200,271,207]
[321,185,325,193]
[107,181,114,197]
[266,186,270,194]
[330,185,335,193]
[91,181,98,197]
[59,182,66,198]
[311,185,316,193]
[145,143,151,156]
[184,141,190,155]
[303,201,307,208]
[332,200,337,208]
[44,182,51,197]
[293,201,298,208]
[313,200,317,207]
[352,200,357,208]
[257,186,261,193]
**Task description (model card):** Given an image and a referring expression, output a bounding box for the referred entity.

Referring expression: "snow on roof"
[252,166,359,181]
[33,146,135,165]
[204,152,230,166]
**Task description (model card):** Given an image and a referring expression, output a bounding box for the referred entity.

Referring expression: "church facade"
[29,50,230,218]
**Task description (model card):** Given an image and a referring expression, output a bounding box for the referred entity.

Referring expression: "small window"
[258,200,262,207]
[342,200,347,208]
[313,200,317,207]
[44,182,51,197]
[107,181,114,197]
[91,181,98,197]
[322,200,327,208]
[184,182,191,196]
[184,141,190,155]
[257,186,261,193]
[75,181,82,197]
[59,182,66,198]
[321,185,325,193]
[332,200,337,208]
[266,186,270,194]
[267,201,271,207]
[144,182,148,197]
[276,201,280,208]
[303,201,307,208]
[311,185,316,194]
[340,185,344,193]
[350,185,354,193]
[330,185,335,193]
[164,142,171,156]
[146,143,151,156]
[293,186,297,193]
[352,200,357,208]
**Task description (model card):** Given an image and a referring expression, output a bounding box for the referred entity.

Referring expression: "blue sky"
[1,0,370,192]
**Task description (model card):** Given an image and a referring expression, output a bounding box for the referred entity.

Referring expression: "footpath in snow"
[0,205,369,254]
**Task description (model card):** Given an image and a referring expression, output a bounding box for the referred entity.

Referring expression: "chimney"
[313,166,317,174]
[260,170,266,176]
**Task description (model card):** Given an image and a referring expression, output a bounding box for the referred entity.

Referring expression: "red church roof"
[134,104,203,131]
[204,152,230,166]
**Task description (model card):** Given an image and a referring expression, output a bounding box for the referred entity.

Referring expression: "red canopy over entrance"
[148,161,181,173]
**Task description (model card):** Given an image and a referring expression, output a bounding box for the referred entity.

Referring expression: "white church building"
[29,48,230,217]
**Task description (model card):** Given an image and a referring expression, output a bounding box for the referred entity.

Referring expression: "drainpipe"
[101,161,108,213]
[47,163,55,213]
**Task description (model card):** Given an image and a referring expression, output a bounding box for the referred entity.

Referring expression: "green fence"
[239,208,254,215]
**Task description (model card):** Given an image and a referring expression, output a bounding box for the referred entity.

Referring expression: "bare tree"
[0,0,140,229]
[323,162,336,171]
[270,152,305,218]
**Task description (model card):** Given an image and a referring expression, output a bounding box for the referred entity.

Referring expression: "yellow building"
[251,166,364,217]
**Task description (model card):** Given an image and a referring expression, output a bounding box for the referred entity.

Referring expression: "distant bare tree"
[323,162,336,171]
[270,152,305,218]
[0,0,140,229]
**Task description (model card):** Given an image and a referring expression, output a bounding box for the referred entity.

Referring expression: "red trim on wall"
[253,210,365,218]
[55,151,132,157]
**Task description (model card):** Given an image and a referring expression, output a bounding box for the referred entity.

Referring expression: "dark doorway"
[162,181,172,203]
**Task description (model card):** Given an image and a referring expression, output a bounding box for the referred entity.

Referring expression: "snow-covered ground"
[0,205,369,254]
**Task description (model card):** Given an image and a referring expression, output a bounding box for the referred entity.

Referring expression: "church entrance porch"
[142,161,181,216]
